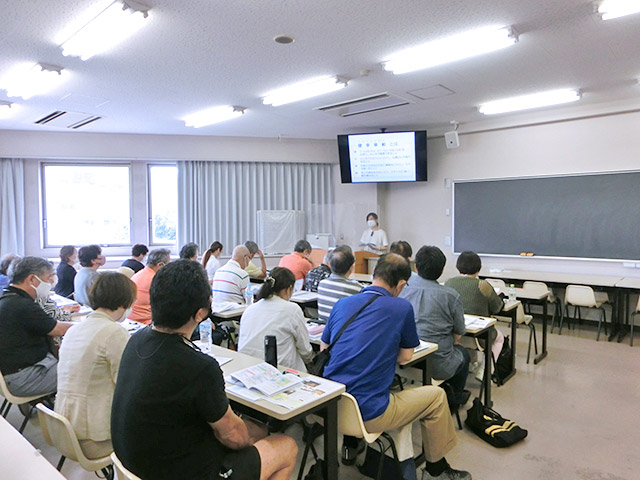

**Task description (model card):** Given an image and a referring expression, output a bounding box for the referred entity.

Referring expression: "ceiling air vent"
[315,92,411,117]
[34,110,102,129]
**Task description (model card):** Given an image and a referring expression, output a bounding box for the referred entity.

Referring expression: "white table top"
[464,315,497,334]
[210,345,345,421]
[482,269,623,288]
[615,277,640,289]
[0,416,66,479]
[399,341,438,366]
[495,287,548,301]
[290,291,318,304]
[349,273,373,283]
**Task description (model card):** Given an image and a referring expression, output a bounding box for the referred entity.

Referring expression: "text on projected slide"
[348,132,416,182]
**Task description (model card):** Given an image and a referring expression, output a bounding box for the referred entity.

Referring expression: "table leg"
[424,357,433,386]
[534,299,548,364]
[483,330,493,408]
[323,398,339,480]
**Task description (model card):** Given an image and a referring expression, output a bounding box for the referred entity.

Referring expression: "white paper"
[230,362,303,396]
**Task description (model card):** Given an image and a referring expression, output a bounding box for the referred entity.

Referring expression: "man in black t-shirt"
[0,257,73,396]
[112,260,297,480]
[120,243,148,274]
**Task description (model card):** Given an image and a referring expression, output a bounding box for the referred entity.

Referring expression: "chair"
[494,303,538,364]
[116,266,135,278]
[562,285,609,341]
[522,281,563,334]
[0,370,55,434]
[111,452,143,480]
[35,404,113,479]
[630,295,640,347]
[486,278,506,291]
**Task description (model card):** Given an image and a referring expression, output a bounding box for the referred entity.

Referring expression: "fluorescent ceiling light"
[0,63,67,99]
[59,0,150,60]
[598,0,640,20]
[478,89,581,115]
[0,102,15,119]
[263,76,348,106]
[382,26,517,75]
[183,106,245,128]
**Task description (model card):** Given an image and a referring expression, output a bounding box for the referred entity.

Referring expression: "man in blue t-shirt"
[321,254,471,480]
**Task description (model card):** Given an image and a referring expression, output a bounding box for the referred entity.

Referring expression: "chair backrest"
[116,266,135,278]
[337,393,381,444]
[565,285,597,307]
[111,452,143,480]
[522,281,549,297]
[636,294,640,313]
[35,404,112,472]
[486,278,506,290]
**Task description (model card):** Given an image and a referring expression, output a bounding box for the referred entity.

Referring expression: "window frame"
[147,163,178,246]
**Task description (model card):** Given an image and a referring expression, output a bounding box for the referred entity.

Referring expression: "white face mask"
[32,275,53,300]
[367,219,377,228]
[119,307,133,322]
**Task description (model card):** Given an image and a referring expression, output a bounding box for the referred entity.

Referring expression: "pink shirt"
[278,252,313,281]
[129,266,156,324]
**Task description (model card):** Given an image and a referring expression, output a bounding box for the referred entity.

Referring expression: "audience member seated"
[400,246,470,406]
[321,254,470,480]
[129,249,170,325]
[121,243,149,274]
[0,257,73,396]
[56,273,135,460]
[74,245,104,306]
[278,239,313,283]
[212,245,250,304]
[390,240,419,284]
[317,245,362,323]
[238,267,313,371]
[445,251,505,378]
[180,242,199,261]
[303,250,331,292]
[53,246,77,298]
[202,241,223,282]
[111,260,297,480]
[244,240,267,279]
[0,254,19,291]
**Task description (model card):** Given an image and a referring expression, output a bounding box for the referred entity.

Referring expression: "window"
[42,164,131,247]
[148,165,177,244]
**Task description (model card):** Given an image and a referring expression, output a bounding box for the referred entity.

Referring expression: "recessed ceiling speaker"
[444,131,460,149]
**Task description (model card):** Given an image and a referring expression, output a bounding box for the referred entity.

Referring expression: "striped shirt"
[212,260,249,304]
[317,274,363,322]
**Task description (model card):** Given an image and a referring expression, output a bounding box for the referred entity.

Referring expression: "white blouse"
[205,256,221,280]
[238,295,313,372]
[359,228,389,254]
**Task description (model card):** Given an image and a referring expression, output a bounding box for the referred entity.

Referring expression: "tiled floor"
[5,321,640,479]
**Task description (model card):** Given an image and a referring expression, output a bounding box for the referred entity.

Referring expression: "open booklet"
[464,314,493,330]
[226,362,303,397]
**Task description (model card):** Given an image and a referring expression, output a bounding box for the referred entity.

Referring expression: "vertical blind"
[0,158,25,256]
[177,161,334,251]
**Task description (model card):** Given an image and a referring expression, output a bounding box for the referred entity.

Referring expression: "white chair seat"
[0,371,55,434]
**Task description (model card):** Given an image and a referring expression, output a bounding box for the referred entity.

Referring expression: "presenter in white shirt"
[359,212,389,254]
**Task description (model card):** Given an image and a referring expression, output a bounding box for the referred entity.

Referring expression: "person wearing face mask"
[129,248,171,324]
[359,212,389,254]
[74,244,105,306]
[238,267,313,372]
[55,272,136,460]
[0,257,73,396]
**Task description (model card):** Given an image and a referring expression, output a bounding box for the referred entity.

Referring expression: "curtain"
[177,161,334,251]
[0,158,25,256]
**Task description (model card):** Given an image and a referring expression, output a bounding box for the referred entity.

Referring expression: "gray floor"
[5,321,640,480]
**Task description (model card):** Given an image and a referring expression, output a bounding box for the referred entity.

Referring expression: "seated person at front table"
[0,257,73,396]
[212,245,251,304]
[54,246,77,298]
[317,246,362,323]
[56,272,135,460]
[321,254,470,480]
[180,242,199,261]
[129,248,171,324]
[244,240,267,279]
[238,267,313,371]
[390,240,419,284]
[0,254,19,291]
[445,251,505,370]
[74,244,105,306]
[400,246,470,406]
[359,212,388,254]
[278,239,313,283]
[121,243,149,274]
[202,241,223,282]
[303,250,332,292]
[111,260,297,480]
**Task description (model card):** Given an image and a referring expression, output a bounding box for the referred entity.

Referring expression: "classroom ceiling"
[1,0,640,139]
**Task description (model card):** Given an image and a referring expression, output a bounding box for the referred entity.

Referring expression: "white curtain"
[177,161,334,251]
[0,158,25,256]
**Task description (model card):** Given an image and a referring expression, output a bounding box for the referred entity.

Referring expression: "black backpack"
[465,398,528,448]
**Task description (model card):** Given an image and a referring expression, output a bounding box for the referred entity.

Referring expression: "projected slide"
[348,132,416,183]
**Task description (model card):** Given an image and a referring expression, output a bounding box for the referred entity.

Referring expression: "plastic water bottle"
[199,320,212,354]
[509,284,516,302]
[244,286,254,306]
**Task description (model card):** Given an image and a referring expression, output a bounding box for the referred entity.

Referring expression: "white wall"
[380,110,640,280]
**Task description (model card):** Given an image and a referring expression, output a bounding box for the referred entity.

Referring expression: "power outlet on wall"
[444,236,451,246]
